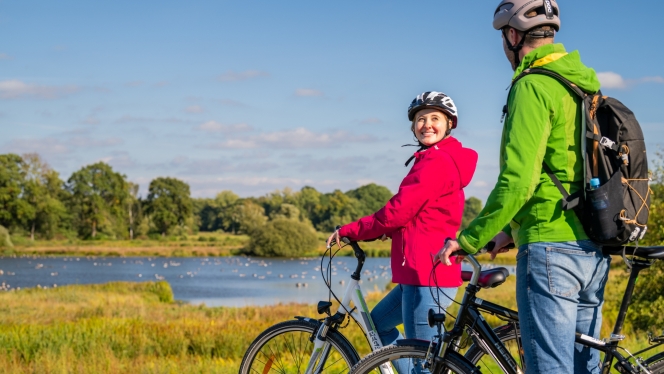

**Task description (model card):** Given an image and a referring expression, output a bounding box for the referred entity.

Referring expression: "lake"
[0,255,395,307]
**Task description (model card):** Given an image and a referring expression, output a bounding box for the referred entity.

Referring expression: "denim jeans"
[371,284,457,374]
[516,240,611,374]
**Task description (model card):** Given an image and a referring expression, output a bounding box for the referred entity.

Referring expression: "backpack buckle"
[599,137,618,151]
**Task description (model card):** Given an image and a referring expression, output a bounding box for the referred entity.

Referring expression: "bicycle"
[350,244,664,374]
[240,236,397,374]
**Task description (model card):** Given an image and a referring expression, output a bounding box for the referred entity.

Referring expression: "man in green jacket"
[438,1,610,373]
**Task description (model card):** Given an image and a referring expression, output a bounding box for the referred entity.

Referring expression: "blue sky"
[1,0,663,201]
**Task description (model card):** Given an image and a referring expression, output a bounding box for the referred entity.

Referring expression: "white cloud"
[208,127,376,149]
[218,70,269,82]
[597,72,627,89]
[196,120,253,133]
[2,136,123,158]
[0,53,12,60]
[3,138,70,155]
[294,88,324,97]
[218,98,246,107]
[185,105,204,114]
[597,71,664,90]
[0,79,80,99]
[641,76,664,84]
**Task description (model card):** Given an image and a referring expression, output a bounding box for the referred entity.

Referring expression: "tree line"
[3,151,662,254]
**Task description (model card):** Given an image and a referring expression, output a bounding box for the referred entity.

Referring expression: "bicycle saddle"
[461,268,510,288]
[602,245,664,260]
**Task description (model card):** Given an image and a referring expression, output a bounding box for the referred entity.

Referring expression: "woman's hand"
[326,229,341,249]
[436,239,463,266]
[489,231,514,260]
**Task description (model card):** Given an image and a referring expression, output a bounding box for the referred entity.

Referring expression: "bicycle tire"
[464,323,524,373]
[642,351,664,373]
[239,318,359,374]
[350,343,478,374]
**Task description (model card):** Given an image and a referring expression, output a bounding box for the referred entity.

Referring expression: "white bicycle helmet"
[493,0,560,67]
[407,91,458,129]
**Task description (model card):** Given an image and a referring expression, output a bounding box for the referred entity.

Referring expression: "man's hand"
[436,239,463,266]
[489,231,514,260]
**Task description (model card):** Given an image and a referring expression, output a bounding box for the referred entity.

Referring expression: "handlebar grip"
[485,241,516,252]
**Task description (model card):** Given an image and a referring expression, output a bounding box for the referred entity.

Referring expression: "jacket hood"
[429,136,478,189]
[514,43,601,93]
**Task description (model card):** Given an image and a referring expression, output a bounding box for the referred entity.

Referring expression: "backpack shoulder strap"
[542,162,583,211]
[512,68,590,98]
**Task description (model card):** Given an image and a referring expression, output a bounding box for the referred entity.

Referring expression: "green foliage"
[246,218,318,257]
[67,162,130,239]
[346,183,392,217]
[0,225,13,248]
[145,177,193,236]
[0,153,34,230]
[461,197,483,230]
[21,154,69,239]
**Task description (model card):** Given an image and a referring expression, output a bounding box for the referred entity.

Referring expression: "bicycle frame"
[304,240,395,374]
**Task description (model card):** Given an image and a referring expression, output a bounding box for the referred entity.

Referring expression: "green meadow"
[0,255,660,373]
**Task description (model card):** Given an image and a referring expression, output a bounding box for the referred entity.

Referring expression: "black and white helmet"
[407,91,458,129]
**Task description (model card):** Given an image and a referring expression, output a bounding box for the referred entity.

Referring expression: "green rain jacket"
[458,43,601,254]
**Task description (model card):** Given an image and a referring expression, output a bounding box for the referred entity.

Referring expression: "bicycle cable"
[428,259,461,321]
[319,241,364,332]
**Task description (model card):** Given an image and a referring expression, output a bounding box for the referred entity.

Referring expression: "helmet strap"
[503,28,527,68]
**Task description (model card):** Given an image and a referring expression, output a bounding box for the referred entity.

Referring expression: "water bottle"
[589,178,608,210]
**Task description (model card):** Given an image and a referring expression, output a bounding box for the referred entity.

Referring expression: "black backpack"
[509,68,652,246]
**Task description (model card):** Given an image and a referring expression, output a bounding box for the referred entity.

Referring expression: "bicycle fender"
[395,338,437,349]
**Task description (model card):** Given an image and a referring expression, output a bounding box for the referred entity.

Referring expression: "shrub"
[0,225,13,248]
[245,219,318,257]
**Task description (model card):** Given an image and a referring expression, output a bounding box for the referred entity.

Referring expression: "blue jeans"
[516,240,611,374]
[371,284,457,374]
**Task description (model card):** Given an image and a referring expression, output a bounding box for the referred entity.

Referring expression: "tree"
[346,183,393,217]
[269,203,301,221]
[216,190,240,232]
[67,162,129,239]
[246,218,318,257]
[294,186,322,223]
[231,201,267,235]
[21,154,68,240]
[145,177,193,236]
[127,182,141,240]
[0,154,34,231]
[461,197,483,230]
[315,190,362,232]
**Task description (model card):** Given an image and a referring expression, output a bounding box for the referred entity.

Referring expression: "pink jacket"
[339,137,478,287]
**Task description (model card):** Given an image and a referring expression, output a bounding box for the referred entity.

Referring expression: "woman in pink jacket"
[327,91,478,373]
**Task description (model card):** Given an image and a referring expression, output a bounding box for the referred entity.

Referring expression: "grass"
[0,256,659,373]
[7,231,396,259]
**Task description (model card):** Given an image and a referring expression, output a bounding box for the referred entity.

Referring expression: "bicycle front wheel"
[350,343,478,374]
[464,323,523,373]
[239,319,359,374]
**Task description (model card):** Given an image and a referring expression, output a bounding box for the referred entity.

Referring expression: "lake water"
[0,255,395,307]
[0,255,514,307]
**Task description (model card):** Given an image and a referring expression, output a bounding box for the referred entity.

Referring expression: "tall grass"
[0,256,658,373]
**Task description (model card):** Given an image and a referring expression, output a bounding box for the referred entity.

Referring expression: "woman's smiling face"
[412,108,451,146]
